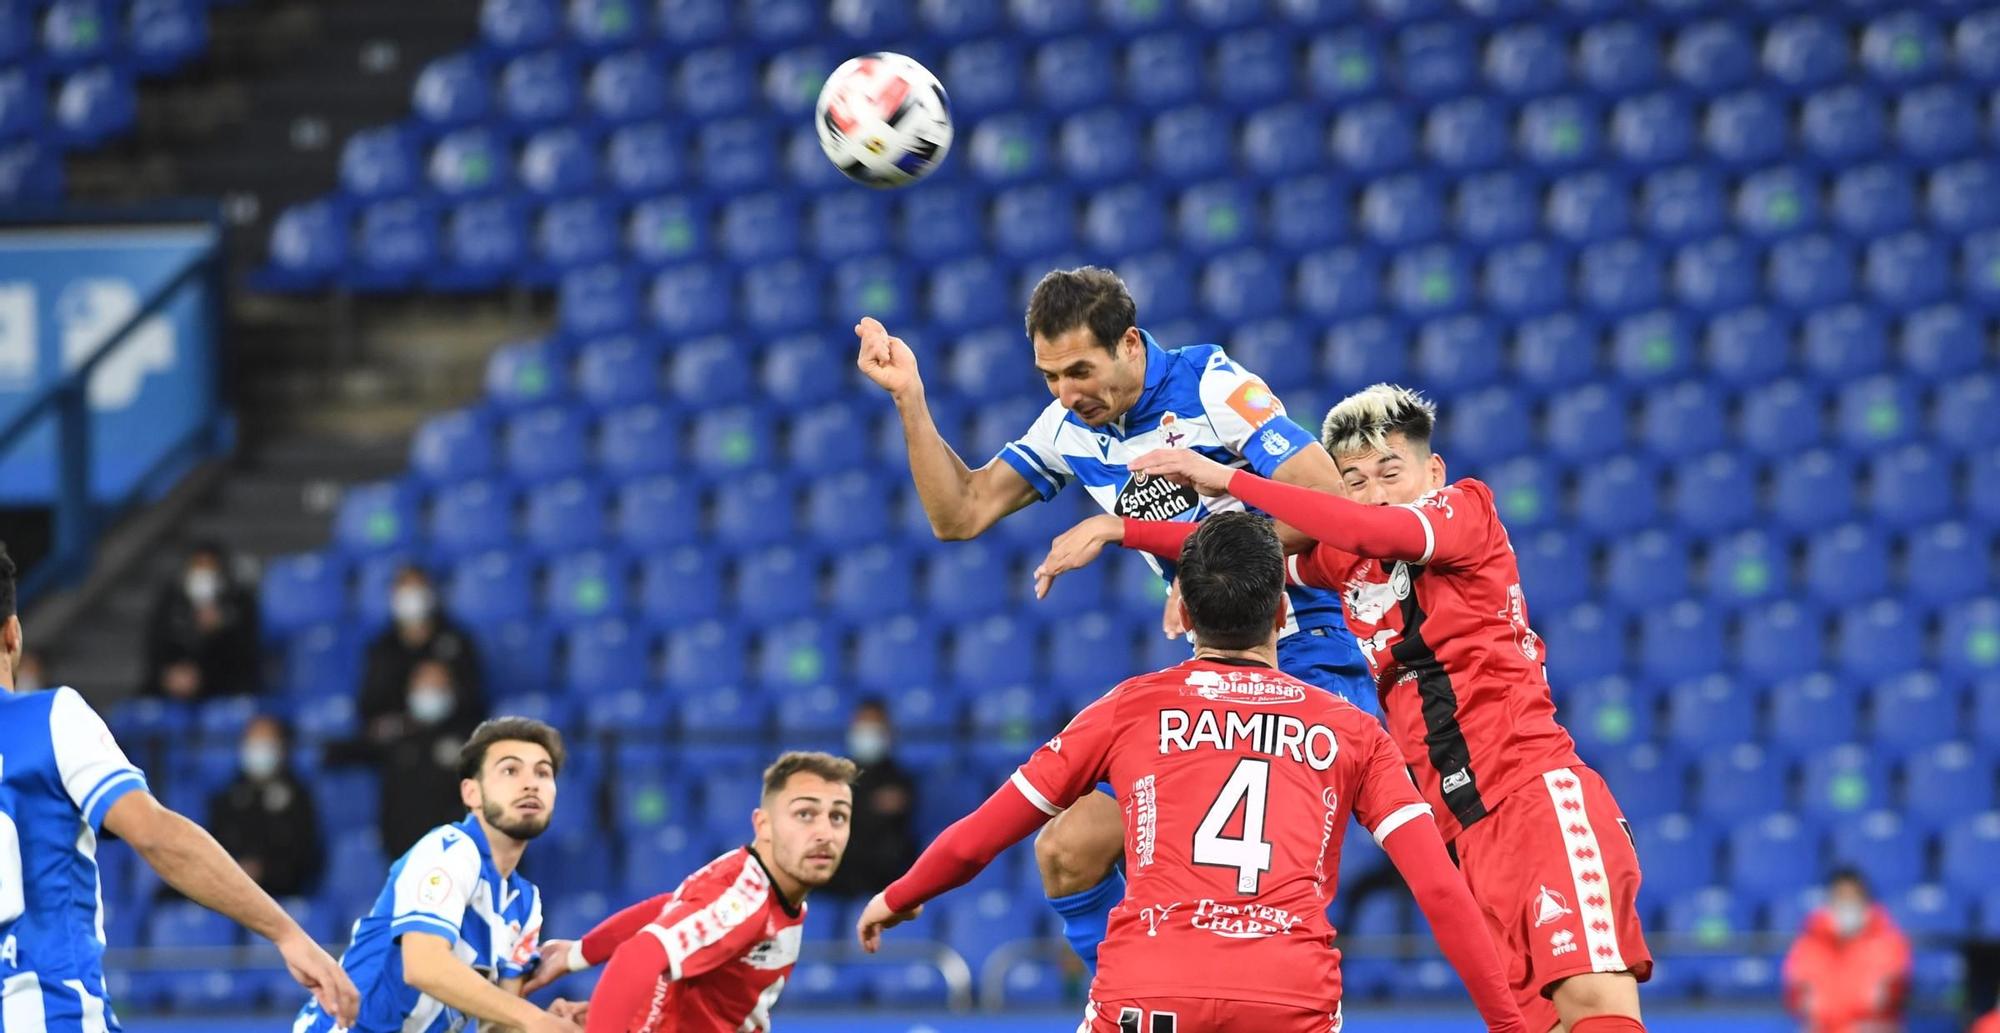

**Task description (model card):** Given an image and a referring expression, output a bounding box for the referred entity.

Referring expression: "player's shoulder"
[406,821,484,872]
[1410,477,1497,515]
[683,845,762,892]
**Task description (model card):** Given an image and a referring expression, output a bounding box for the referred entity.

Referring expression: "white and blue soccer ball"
[814,52,953,189]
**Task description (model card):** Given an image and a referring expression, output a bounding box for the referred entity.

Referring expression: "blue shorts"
[1277,622,1378,717]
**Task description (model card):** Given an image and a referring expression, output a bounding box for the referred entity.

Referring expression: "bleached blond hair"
[1321,383,1438,458]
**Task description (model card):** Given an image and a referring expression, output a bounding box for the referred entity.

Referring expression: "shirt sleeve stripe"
[1286,553,1304,587]
[389,915,462,941]
[1009,770,1061,817]
[82,772,147,831]
[998,446,1061,500]
[1396,504,1437,565]
[1369,803,1435,846]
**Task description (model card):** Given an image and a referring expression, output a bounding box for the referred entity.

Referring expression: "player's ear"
[751,806,770,842]
[1272,593,1290,633]
[459,776,481,812]
[1427,450,1447,489]
[1,616,19,679]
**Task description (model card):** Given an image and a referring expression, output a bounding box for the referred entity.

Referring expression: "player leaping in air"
[857,513,1527,1033]
[1037,384,1652,1033]
[855,265,1374,972]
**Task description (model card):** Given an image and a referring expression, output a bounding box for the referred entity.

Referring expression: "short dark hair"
[1025,266,1137,353]
[0,540,14,622]
[457,717,566,780]
[1828,867,1871,899]
[761,751,859,801]
[1176,512,1286,651]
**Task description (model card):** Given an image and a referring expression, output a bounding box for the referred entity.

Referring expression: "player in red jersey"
[858,513,1527,1033]
[520,752,856,1032]
[1039,384,1652,1033]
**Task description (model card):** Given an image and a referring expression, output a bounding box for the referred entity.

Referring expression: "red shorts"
[1455,766,1654,1033]
[1082,997,1341,1033]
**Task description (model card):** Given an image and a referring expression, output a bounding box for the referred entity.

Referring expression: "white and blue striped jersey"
[294,816,542,1033]
[998,330,1347,634]
[0,686,150,1033]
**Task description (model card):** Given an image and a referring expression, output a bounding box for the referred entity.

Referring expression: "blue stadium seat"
[148,900,240,950]
[1861,10,1945,85]
[662,619,748,689]
[518,128,598,198]
[1767,673,1859,754]
[710,473,794,550]
[352,553,418,627]
[1212,27,1293,108]
[1542,603,1626,687]
[1903,742,1991,822]
[1605,530,1689,609]
[1737,602,1824,683]
[1570,675,1653,755]
[1833,600,1922,682]
[1864,445,1952,529]
[1578,20,1662,97]
[441,197,526,285]
[430,480,516,556]
[1800,745,1888,819]
[1975,681,2000,750]
[502,406,590,483]
[1482,240,1569,318]
[264,200,348,289]
[1336,100,1416,176]
[1296,247,1379,320]
[1737,379,1823,461]
[1611,310,1695,383]
[1827,810,1925,895]
[1079,182,1165,255]
[1866,232,1951,311]
[1800,304,1887,385]
[1668,452,1756,535]
[1947,600,2000,681]
[1943,813,2000,894]
[1579,238,1665,315]
[733,547,819,625]
[695,117,777,189]
[127,0,208,75]
[1122,31,1203,110]
[649,264,731,337]
[1734,166,1818,240]
[1901,304,1986,384]
[1800,85,1887,164]
[260,554,348,636]
[1412,314,1502,395]
[39,0,113,69]
[1927,159,2000,234]
[1552,389,1634,467]
[1547,170,1630,244]
[479,0,557,52]
[411,53,489,128]
[898,184,984,262]
[604,122,681,198]
[1638,600,1724,682]
[1595,742,1684,820]
[1870,672,1963,756]
[1391,243,1476,318]
[596,403,676,478]
[1669,20,1754,95]
[1223,318,1315,392]
[719,192,798,263]
[1895,84,1980,162]
[475,618,557,690]
[965,111,1048,185]
[1829,164,1915,238]
[677,681,769,739]
[1518,94,1603,170]
[1175,179,1257,256]
[558,264,640,337]
[1663,674,1755,753]
[411,409,497,482]
[1436,384,1533,470]
[1325,315,1411,389]
[1803,524,1889,608]
[1361,172,1447,248]
[952,615,1038,693]
[1511,313,1600,394]
[351,199,439,289]
[1483,21,1566,98]
[567,0,645,53]
[445,550,534,626]
[485,339,567,410]
[1118,251,1196,324]
[921,543,1012,623]
[1902,522,1992,608]
[831,256,914,328]
[993,183,1077,259]
[1669,235,1759,314]
[1728,816,1824,896]
[791,402,877,476]
[1051,107,1143,187]
[1638,381,1725,459]
[1454,169,1539,245]
[634,547,718,625]
[1769,234,1856,311]
[1044,612,1137,694]
[586,49,666,124]
[852,611,935,690]
[1609,91,1695,168]
[1703,89,1786,168]
[1640,166,1727,245]
[1243,104,1326,180]
[497,50,578,127]
[1303,27,1384,103]
[740,259,821,335]
[338,126,419,201]
[1634,814,1718,902]
[1959,8,2000,83]
[570,335,657,408]
[1762,15,1849,89]
[525,478,607,553]
[806,191,888,263]
[1769,450,1855,532]
[332,481,418,555]
[757,620,839,695]
[935,39,1020,119]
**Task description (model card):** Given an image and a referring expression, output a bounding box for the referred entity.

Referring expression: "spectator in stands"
[358,565,484,737]
[825,697,919,898]
[1783,868,1912,1033]
[142,541,261,700]
[330,659,482,856]
[206,715,323,898]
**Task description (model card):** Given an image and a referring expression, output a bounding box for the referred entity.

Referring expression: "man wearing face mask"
[1783,869,1912,1033]
[204,715,324,898]
[330,660,485,855]
[142,542,261,700]
[825,698,920,899]
[359,566,487,737]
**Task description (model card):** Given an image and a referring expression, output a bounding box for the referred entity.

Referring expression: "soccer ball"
[814,52,953,188]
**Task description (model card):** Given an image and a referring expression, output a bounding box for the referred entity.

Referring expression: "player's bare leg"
[1036,789,1126,971]
[1550,971,1645,1033]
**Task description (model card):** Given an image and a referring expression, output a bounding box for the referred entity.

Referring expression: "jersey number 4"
[1192,758,1273,895]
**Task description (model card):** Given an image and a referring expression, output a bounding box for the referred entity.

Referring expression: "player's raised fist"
[855,317,921,399]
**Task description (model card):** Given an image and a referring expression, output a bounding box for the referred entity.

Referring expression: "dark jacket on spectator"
[357,618,486,730]
[205,771,323,898]
[141,582,261,699]
[825,757,920,898]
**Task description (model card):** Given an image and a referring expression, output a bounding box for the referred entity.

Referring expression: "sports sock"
[1047,868,1124,975]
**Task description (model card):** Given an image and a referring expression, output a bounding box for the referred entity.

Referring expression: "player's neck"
[474,815,528,878]
[749,844,810,912]
[1193,645,1279,669]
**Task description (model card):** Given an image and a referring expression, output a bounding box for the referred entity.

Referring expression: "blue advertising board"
[0,221,219,503]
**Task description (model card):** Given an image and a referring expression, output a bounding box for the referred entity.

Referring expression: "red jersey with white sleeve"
[1009,658,1434,1013]
[580,847,805,1033]
[1284,477,1584,843]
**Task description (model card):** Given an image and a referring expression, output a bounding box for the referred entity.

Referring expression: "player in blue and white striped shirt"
[293,717,583,1033]
[855,265,1376,973]
[0,543,356,1031]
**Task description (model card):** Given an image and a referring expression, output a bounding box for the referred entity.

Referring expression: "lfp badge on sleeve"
[0,221,220,504]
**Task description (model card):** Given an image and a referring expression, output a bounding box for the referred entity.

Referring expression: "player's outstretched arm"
[855,316,1040,540]
[1380,819,1530,1033]
[403,932,578,1033]
[1132,449,1432,564]
[519,891,674,996]
[858,781,1054,952]
[102,791,360,1027]
[584,934,673,1033]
